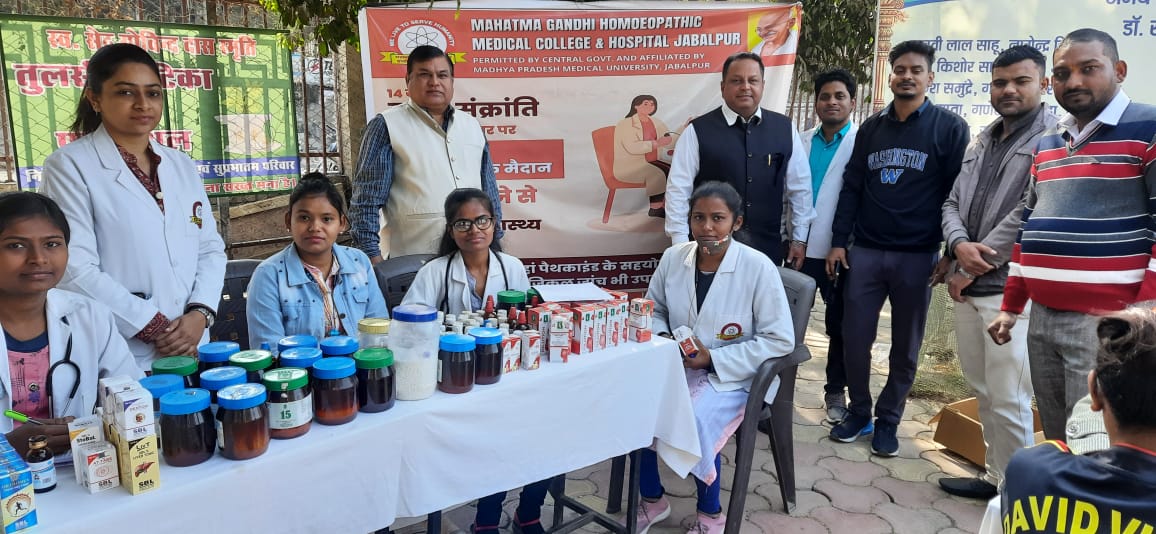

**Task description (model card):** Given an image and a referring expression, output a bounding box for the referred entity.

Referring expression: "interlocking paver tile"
[817,456,889,486]
[749,510,829,533]
[873,476,950,509]
[813,479,889,514]
[875,502,953,534]
[932,497,986,533]
[870,455,941,482]
[811,505,893,534]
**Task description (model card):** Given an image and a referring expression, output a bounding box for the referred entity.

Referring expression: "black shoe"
[871,420,899,457]
[938,477,998,499]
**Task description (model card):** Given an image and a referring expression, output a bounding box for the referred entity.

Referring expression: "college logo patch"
[190,201,204,229]
[716,323,743,341]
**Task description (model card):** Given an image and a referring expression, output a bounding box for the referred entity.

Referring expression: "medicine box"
[519,330,542,370]
[501,334,522,374]
[68,415,105,483]
[570,305,597,355]
[111,432,160,495]
[0,440,35,533]
[77,441,119,494]
[628,325,653,343]
[629,298,654,317]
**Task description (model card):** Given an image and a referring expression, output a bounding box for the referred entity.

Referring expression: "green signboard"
[0,16,298,195]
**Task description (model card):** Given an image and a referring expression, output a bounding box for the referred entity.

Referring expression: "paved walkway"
[415,302,989,534]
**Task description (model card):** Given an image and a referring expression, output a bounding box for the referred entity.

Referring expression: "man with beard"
[937,45,1058,499]
[988,28,1156,441]
[826,40,969,457]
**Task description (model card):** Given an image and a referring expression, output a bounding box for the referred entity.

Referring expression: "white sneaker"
[635,495,671,534]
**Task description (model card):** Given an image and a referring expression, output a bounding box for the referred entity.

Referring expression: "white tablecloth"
[37,338,700,533]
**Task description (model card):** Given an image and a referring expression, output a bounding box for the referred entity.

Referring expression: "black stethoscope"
[439,251,509,313]
[45,317,80,417]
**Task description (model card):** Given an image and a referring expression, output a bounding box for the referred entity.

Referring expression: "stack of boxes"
[98,376,161,495]
[628,298,655,342]
[0,440,36,532]
[68,414,119,494]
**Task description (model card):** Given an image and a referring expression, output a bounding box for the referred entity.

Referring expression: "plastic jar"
[278,347,323,372]
[199,366,246,408]
[263,368,312,439]
[391,304,441,401]
[354,348,395,413]
[278,335,319,356]
[320,336,359,358]
[215,383,270,461]
[159,389,216,467]
[468,327,503,385]
[138,374,183,436]
[197,341,239,374]
[229,350,274,383]
[497,290,527,315]
[311,357,358,425]
[358,318,390,349]
[438,334,476,394]
[152,356,200,388]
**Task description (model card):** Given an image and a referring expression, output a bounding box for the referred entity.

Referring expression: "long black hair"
[436,188,501,258]
[70,43,163,137]
[0,192,71,243]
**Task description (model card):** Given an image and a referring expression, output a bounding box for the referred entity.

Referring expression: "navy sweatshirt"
[830,99,969,252]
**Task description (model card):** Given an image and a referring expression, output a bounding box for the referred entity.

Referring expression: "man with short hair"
[665,52,815,267]
[349,45,502,261]
[937,44,1058,499]
[988,28,1156,440]
[796,68,859,424]
[826,40,969,457]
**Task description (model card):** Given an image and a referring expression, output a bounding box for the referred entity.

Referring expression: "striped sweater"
[1001,102,1156,315]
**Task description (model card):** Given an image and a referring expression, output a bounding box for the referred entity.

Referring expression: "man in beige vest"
[350,45,501,261]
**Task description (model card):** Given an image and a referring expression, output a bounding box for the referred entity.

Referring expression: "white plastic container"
[390,305,441,400]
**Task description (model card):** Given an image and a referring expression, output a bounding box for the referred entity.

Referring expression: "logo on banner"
[717,323,743,341]
[389,19,455,54]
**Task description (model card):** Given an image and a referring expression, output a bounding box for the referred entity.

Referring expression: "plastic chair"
[592,126,646,223]
[210,259,262,350]
[374,254,435,310]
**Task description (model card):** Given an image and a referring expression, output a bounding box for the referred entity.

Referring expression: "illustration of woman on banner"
[611,95,690,218]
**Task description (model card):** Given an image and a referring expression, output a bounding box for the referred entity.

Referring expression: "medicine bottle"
[358,318,390,350]
[311,357,358,425]
[197,341,239,373]
[354,348,394,413]
[199,366,246,409]
[468,327,503,385]
[216,383,270,461]
[263,368,312,439]
[152,356,199,388]
[229,350,274,383]
[320,335,359,358]
[159,388,216,467]
[438,334,476,394]
[25,436,55,493]
[278,347,323,371]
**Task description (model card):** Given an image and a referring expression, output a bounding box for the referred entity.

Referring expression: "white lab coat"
[0,290,142,434]
[647,241,795,403]
[797,123,858,259]
[41,125,227,369]
[402,250,530,316]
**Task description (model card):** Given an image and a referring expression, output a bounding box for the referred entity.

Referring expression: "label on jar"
[215,419,225,450]
[437,359,443,383]
[29,459,55,490]
[269,393,313,429]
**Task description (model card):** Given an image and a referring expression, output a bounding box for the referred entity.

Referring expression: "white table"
[37,338,701,533]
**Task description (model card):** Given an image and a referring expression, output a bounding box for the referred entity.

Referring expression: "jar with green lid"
[262,368,312,439]
[497,290,528,314]
[354,348,395,413]
[358,318,390,350]
[152,356,199,388]
[229,350,274,383]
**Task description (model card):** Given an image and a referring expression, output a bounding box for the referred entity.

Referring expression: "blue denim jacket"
[246,244,388,348]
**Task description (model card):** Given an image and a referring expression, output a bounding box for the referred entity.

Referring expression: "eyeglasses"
[451,215,494,233]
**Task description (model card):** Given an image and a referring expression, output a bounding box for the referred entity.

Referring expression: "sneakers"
[635,495,671,534]
[824,392,848,424]
[938,477,998,499]
[871,420,899,457]
[686,511,726,534]
[829,413,874,442]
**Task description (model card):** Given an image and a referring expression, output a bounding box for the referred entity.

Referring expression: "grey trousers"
[1025,303,1098,440]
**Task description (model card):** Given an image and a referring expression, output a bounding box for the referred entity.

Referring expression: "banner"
[875,0,1156,131]
[360,0,801,290]
[0,16,299,195]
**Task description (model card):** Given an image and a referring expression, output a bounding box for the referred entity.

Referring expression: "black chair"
[373,254,435,310]
[210,259,262,350]
[605,266,815,531]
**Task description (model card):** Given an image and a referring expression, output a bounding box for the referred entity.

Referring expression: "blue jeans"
[639,449,722,515]
[474,479,553,528]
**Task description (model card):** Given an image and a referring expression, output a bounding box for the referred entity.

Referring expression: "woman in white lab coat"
[41,43,226,370]
[636,181,795,534]
[0,193,141,456]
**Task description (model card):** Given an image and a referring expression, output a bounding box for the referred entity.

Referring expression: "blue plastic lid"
[199,366,247,391]
[279,347,323,369]
[467,327,503,345]
[439,333,476,353]
[320,335,359,356]
[159,388,211,416]
[198,341,240,362]
[311,357,356,380]
[138,374,184,399]
[278,335,319,353]
[217,383,267,411]
[392,304,438,323]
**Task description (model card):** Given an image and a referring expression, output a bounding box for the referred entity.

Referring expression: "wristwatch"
[956,268,976,281]
[188,305,216,328]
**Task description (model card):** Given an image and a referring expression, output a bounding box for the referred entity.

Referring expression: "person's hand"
[929,256,952,286]
[656,136,674,148]
[5,417,73,456]
[825,247,849,279]
[370,255,385,265]
[987,311,1017,345]
[954,241,996,276]
[786,241,806,270]
[684,337,713,371]
[154,312,206,356]
[947,272,973,303]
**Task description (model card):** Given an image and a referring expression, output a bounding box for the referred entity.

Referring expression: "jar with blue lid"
[279,347,323,371]
[438,334,476,394]
[159,389,216,467]
[197,341,240,373]
[392,304,441,401]
[199,366,247,408]
[278,335,319,355]
[215,383,269,460]
[468,327,503,386]
[320,335,359,358]
[312,357,358,425]
[139,374,184,435]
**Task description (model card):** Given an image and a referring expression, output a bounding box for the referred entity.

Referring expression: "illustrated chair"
[591,126,646,224]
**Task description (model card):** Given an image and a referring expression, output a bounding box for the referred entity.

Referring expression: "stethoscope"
[439,251,509,313]
[45,317,79,417]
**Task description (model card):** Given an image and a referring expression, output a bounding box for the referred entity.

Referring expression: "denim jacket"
[246,243,388,348]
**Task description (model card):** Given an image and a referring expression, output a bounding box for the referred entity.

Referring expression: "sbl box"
[570,305,598,354]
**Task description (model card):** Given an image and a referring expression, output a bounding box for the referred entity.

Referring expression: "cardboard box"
[111,433,160,495]
[629,298,654,317]
[527,307,552,351]
[673,326,698,357]
[627,311,652,329]
[77,441,119,494]
[501,334,522,374]
[570,305,598,354]
[593,304,608,351]
[548,330,572,363]
[111,387,154,436]
[0,440,35,533]
[519,330,542,370]
[627,325,652,343]
[930,397,1044,467]
[68,415,105,483]
[605,290,629,301]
